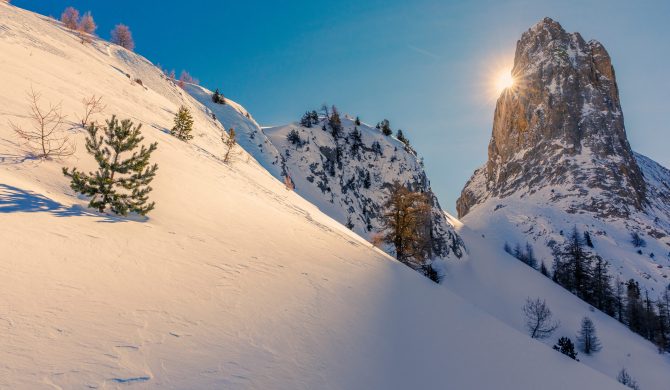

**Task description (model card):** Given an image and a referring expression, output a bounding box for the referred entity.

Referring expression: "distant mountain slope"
[0,3,625,389]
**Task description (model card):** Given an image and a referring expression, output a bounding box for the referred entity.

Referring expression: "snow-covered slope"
[0,4,626,389]
[445,220,670,390]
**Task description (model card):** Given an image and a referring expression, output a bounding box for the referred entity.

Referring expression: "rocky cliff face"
[456,17,670,299]
[457,17,646,218]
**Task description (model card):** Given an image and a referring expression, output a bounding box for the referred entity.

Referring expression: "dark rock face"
[457,18,646,218]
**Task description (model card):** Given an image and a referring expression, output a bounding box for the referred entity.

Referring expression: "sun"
[495,69,515,94]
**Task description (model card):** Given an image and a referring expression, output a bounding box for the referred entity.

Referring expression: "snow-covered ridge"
[263,116,465,262]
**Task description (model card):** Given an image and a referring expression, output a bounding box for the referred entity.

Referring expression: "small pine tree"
[222,128,237,163]
[62,116,158,215]
[171,106,194,141]
[212,89,225,104]
[380,119,392,136]
[631,232,646,248]
[287,129,302,146]
[329,105,342,138]
[576,316,601,354]
[617,368,640,390]
[553,337,578,360]
[355,116,361,126]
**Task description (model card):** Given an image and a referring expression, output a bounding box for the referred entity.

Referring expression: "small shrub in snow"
[553,337,578,360]
[79,95,105,127]
[222,128,237,163]
[617,368,640,390]
[631,232,646,248]
[9,88,75,159]
[63,116,158,216]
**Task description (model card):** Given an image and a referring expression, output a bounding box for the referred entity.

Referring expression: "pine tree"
[212,89,225,104]
[355,116,361,126]
[614,275,625,322]
[540,261,550,278]
[655,287,670,353]
[631,232,646,248]
[576,316,601,354]
[525,242,538,268]
[62,116,158,216]
[110,24,134,51]
[590,256,614,315]
[617,368,640,390]
[553,337,578,360]
[349,127,363,156]
[380,119,392,136]
[626,279,644,334]
[328,105,342,138]
[300,111,313,127]
[171,106,194,141]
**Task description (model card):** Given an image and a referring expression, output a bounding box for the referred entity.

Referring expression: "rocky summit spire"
[457,17,646,218]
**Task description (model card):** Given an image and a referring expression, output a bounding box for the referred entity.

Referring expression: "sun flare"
[495,70,514,94]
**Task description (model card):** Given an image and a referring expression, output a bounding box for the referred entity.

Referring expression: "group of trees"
[212,89,226,104]
[504,241,538,269]
[300,110,319,127]
[59,6,134,50]
[170,105,237,162]
[523,298,602,360]
[547,226,670,353]
[60,7,96,42]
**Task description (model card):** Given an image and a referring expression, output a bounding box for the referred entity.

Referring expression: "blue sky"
[15,0,669,213]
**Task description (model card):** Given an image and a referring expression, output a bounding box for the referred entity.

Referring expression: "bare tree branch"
[9,87,75,159]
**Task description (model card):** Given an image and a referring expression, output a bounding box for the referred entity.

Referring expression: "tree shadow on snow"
[0,184,122,223]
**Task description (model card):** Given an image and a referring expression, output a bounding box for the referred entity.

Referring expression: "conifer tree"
[349,127,363,156]
[540,261,550,278]
[171,105,194,141]
[212,89,225,104]
[590,256,614,314]
[617,368,640,390]
[329,105,342,138]
[584,231,594,248]
[63,116,158,216]
[577,316,601,354]
[380,119,392,136]
[355,116,361,126]
[553,337,578,360]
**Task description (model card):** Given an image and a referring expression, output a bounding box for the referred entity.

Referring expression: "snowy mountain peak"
[457,18,646,219]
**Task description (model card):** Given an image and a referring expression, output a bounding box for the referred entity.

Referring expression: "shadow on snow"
[0,184,123,223]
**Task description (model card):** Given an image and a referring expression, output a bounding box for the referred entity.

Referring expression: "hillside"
[0,3,628,389]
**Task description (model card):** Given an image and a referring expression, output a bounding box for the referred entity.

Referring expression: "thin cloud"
[407,45,441,59]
